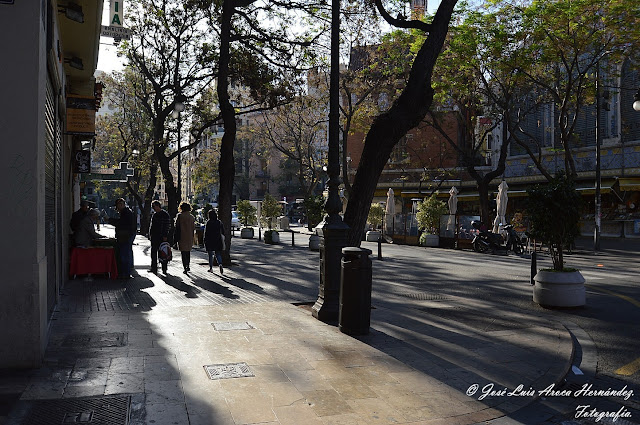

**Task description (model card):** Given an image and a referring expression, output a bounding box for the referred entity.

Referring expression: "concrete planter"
[264,230,280,244]
[309,234,321,251]
[533,269,586,308]
[365,231,381,242]
[240,227,254,239]
[421,234,439,247]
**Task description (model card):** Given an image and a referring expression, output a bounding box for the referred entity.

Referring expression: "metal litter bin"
[339,247,372,335]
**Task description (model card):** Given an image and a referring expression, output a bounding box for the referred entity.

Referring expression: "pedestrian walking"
[174,201,195,274]
[203,209,225,275]
[148,200,172,274]
[74,209,105,248]
[109,198,137,279]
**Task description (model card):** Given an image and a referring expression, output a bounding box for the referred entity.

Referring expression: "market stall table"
[70,246,118,279]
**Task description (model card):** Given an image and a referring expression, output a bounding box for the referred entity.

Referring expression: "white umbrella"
[492,180,509,233]
[385,188,395,235]
[447,186,458,231]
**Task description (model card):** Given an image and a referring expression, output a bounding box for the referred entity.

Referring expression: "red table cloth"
[70,247,118,279]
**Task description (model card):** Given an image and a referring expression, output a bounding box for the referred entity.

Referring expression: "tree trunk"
[343,0,457,246]
[216,0,236,266]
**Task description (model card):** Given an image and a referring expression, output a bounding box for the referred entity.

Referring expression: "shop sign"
[66,96,96,135]
[74,150,91,174]
[101,25,131,39]
[110,0,124,26]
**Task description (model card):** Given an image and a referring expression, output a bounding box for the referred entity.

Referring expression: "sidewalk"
[1,227,578,425]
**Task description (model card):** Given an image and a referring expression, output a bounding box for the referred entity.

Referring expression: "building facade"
[0,0,103,367]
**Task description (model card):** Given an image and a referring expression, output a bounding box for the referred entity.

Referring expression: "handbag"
[158,242,172,263]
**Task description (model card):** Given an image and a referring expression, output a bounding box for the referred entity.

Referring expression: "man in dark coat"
[148,200,172,274]
[69,200,89,235]
[109,198,137,279]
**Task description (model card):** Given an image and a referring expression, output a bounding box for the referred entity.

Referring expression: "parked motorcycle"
[471,221,524,254]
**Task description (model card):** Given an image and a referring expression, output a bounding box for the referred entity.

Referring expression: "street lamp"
[633,88,640,112]
[173,94,186,201]
[312,0,349,323]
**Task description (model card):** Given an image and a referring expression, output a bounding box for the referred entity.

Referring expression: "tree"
[367,203,384,229]
[416,194,448,235]
[201,0,325,264]
[343,0,459,246]
[526,174,582,271]
[124,0,217,219]
[255,93,327,200]
[94,69,158,234]
[236,199,257,226]
[260,193,282,230]
[500,0,640,178]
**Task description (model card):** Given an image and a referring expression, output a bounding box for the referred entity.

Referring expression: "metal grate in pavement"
[399,292,449,301]
[203,363,254,380]
[62,333,127,348]
[211,322,254,331]
[20,395,130,425]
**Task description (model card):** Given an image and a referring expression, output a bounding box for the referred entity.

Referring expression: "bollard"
[291,230,295,247]
[530,251,537,285]
[377,236,383,260]
[258,227,262,241]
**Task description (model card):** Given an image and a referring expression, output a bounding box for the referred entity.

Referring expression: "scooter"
[471,221,524,254]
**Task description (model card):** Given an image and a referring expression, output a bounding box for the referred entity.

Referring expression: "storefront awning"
[618,178,640,191]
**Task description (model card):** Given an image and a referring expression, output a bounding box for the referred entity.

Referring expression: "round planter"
[240,227,254,239]
[422,234,439,247]
[309,234,321,251]
[533,270,586,307]
[366,231,381,242]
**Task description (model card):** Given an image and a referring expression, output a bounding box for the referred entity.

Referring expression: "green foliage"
[367,204,385,229]
[416,195,448,235]
[236,200,257,226]
[526,174,582,271]
[303,195,324,230]
[260,193,282,229]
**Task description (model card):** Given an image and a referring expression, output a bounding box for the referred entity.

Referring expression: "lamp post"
[172,95,186,201]
[312,0,349,323]
[594,64,601,252]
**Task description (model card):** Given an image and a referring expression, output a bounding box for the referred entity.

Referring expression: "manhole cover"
[203,363,254,380]
[20,395,130,425]
[211,322,254,331]
[62,333,127,348]
[399,293,449,301]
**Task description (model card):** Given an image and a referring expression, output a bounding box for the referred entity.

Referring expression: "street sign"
[110,0,124,26]
[101,25,131,40]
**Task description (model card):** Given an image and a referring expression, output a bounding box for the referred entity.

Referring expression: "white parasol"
[447,186,458,231]
[492,180,509,233]
[385,188,395,235]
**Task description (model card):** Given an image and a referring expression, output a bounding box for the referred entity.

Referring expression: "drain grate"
[211,322,254,331]
[21,395,130,425]
[62,333,127,348]
[399,293,449,301]
[203,363,254,380]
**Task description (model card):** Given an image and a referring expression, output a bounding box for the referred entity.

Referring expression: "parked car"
[231,211,240,230]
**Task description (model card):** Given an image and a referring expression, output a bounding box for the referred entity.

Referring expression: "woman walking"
[203,209,225,274]
[174,201,196,274]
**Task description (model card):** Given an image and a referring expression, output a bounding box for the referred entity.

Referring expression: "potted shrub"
[304,195,324,250]
[261,193,281,244]
[416,194,448,247]
[527,173,585,307]
[366,203,384,242]
[236,199,257,239]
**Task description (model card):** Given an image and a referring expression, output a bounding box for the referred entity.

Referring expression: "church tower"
[410,0,427,20]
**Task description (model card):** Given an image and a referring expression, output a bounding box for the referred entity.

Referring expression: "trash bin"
[339,247,373,335]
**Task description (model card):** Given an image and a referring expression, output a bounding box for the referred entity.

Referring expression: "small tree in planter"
[261,193,282,244]
[236,200,257,239]
[366,203,384,241]
[416,194,448,246]
[303,195,324,231]
[527,173,585,307]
